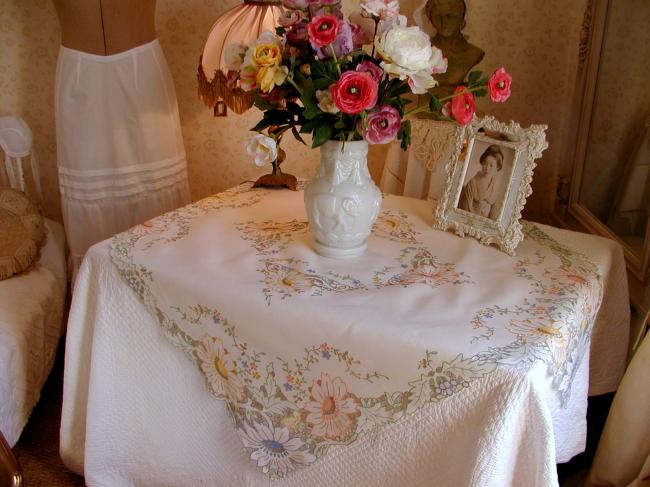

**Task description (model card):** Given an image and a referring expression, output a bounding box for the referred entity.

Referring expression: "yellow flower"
[252,44,282,67]
[257,65,289,93]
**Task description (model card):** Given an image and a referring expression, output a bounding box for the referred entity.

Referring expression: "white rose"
[246,134,278,167]
[378,13,407,35]
[375,26,448,94]
[316,88,340,114]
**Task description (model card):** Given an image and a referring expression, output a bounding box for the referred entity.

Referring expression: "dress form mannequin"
[53,0,156,55]
[52,0,190,282]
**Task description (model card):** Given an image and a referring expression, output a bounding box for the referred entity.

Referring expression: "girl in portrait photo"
[459,144,505,220]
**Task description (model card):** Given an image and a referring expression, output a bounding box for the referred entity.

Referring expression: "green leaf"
[312,123,334,148]
[286,101,303,116]
[291,126,307,145]
[428,95,442,113]
[313,77,334,90]
[311,59,338,82]
[253,93,273,111]
[473,88,488,98]
[398,120,411,151]
[301,86,322,120]
[300,118,322,133]
[250,118,274,132]
[467,70,482,86]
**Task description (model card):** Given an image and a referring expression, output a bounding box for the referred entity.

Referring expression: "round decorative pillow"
[0,188,45,280]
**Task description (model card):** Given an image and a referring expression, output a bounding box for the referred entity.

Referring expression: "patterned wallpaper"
[0,0,586,223]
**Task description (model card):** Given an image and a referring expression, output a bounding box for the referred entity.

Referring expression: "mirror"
[568,0,650,281]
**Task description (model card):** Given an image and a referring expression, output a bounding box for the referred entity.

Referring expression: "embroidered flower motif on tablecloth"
[260,258,367,304]
[372,209,421,244]
[236,220,309,255]
[373,246,471,289]
[196,182,266,212]
[304,373,359,440]
[196,335,245,402]
[134,182,267,249]
[239,421,316,476]
[109,208,605,478]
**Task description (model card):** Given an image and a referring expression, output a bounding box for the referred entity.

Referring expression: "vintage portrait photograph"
[433,116,548,255]
[457,138,516,222]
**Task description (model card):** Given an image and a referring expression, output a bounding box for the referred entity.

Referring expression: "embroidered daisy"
[304,373,358,440]
[507,317,565,344]
[265,263,313,295]
[196,336,244,402]
[239,421,316,477]
[373,212,418,243]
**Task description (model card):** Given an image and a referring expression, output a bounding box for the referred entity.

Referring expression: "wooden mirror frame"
[567,0,650,283]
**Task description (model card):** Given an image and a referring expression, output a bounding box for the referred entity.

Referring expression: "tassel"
[197,56,255,116]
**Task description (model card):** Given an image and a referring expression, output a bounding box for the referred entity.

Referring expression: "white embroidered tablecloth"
[98,181,615,483]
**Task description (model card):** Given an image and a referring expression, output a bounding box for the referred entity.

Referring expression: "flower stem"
[404,86,483,117]
[348,115,358,141]
[286,75,303,95]
[329,44,341,76]
[371,17,379,57]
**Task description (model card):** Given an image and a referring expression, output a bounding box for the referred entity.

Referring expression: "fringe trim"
[197,57,255,116]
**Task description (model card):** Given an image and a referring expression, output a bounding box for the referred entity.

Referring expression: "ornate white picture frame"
[432,116,548,255]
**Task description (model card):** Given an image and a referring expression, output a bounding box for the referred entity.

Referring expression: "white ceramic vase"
[304,140,382,259]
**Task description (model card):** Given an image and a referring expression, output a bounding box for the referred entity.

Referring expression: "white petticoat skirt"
[55,39,191,279]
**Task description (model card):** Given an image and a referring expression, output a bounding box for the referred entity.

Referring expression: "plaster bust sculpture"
[415,0,485,95]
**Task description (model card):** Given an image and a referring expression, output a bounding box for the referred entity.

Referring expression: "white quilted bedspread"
[60,189,629,487]
[0,219,66,446]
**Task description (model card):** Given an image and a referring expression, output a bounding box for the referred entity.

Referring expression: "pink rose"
[488,67,512,103]
[283,0,309,9]
[286,24,309,47]
[441,101,451,118]
[450,86,475,125]
[360,0,400,20]
[307,14,341,48]
[356,61,383,84]
[360,105,401,144]
[279,9,307,27]
[331,71,379,114]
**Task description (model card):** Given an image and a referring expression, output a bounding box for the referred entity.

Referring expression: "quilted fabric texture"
[0,188,45,280]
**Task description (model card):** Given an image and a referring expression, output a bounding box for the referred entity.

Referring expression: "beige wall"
[0,0,586,223]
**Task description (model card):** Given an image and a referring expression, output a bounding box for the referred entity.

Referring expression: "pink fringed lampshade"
[198,0,283,116]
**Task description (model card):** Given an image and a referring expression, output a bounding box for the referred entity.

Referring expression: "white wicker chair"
[0,116,67,447]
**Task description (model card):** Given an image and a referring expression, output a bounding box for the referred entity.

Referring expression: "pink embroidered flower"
[307,14,341,48]
[488,67,512,103]
[356,60,383,84]
[304,373,358,439]
[450,86,475,125]
[360,104,401,144]
[331,71,378,114]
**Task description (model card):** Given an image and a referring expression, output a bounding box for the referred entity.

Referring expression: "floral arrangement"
[226,0,513,171]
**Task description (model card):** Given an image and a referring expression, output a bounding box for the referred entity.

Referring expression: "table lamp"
[197,0,296,190]
[197,0,283,117]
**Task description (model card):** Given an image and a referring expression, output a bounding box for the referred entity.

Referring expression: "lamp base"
[252,172,298,191]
